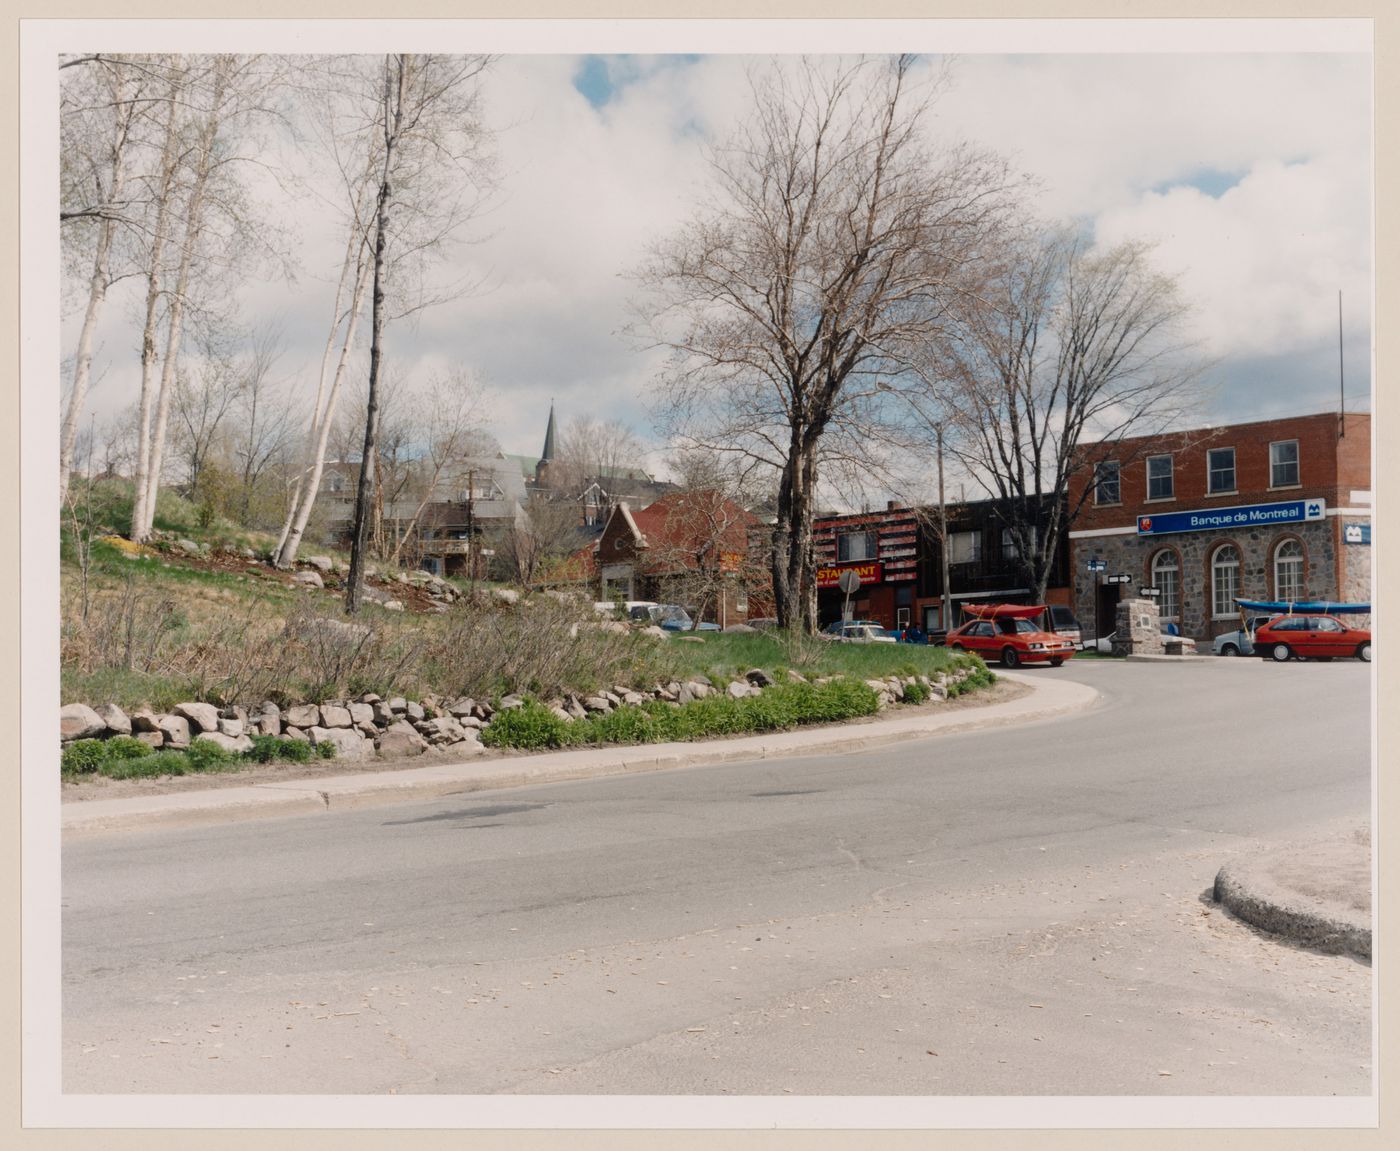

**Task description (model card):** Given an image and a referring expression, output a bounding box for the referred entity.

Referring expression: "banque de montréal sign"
[1137,498,1326,537]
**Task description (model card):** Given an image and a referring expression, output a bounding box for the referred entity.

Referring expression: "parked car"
[947,613,1076,668]
[1046,605,1083,651]
[1251,614,1372,662]
[828,622,898,644]
[822,619,882,636]
[1212,614,1279,657]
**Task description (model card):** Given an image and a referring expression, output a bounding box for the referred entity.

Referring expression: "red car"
[1252,614,1372,662]
[946,604,1077,668]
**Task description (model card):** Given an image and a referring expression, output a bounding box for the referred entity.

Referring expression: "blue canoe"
[1235,598,1371,615]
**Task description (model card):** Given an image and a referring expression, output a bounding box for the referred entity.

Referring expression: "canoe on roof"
[960,603,1047,620]
[1235,598,1371,615]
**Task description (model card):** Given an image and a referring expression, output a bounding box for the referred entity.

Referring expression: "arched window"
[1274,539,1305,604]
[1151,549,1180,623]
[1211,544,1240,618]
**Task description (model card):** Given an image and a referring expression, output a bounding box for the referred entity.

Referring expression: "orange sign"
[817,562,883,589]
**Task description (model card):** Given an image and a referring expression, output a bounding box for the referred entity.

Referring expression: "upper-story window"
[1094,460,1121,505]
[1146,454,1174,501]
[837,530,877,563]
[949,530,982,565]
[1207,447,1236,495]
[1270,440,1300,488]
[1001,526,1037,561]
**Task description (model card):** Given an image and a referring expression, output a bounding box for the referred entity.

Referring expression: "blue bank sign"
[1137,498,1326,537]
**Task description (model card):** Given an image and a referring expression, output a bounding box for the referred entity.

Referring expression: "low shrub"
[103,735,155,760]
[479,699,573,751]
[61,740,108,775]
[902,680,930,705]
[246,735,315,764]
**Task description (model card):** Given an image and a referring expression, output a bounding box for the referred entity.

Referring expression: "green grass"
[61,732,336,781]
[654,631,971,685]
[481,677,887,752]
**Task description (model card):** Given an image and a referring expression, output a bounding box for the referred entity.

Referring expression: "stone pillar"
[1112,598,1164,656]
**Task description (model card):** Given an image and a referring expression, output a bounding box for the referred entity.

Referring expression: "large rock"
[217,716,245,738]
[293,570,324,588]
[376,721,427,758]
[319,703,353,729]
[129,708,160,733]
[492,588,520,605]
[727,681,753,699]
[309,726,369,760]
[347,702,376,731]
[253,705,282,737]
[745,668,776,688]
[284,703,320,729]
[305,555,335,572]
[95,703,132,737]
[173,702,221,733]
[61,704,106,742]
[415,716,469,745]
[155,714,192,749]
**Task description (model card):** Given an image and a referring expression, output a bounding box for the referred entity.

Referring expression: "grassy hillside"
[60,482,980,711]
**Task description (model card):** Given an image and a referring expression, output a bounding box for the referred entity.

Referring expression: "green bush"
[316,740,336,759]
[103,735,155,760]
[480,700,573,751]
[61,740,108,775]
[185,738,237,771]
[104,753,187,780]
[245,735,314,764]
[903,680,930,704]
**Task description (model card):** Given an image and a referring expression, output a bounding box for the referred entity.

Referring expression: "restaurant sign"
[817,562,883,589]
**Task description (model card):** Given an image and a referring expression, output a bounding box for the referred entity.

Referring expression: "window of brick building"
[1208,447,1236,495]
[949,531,981,565]
[1270,440,1300,488]
[1211,544,1240,617]
[1147,454,1174,501]
[1274,538,1305,602]
[1151,549,1180,623]
[1094,460,1120,505]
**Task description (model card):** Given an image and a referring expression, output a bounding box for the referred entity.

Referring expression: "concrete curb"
[62,671,1098,837]
[1213,833,1372,960]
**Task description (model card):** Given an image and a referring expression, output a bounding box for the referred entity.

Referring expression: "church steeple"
[540,400,557,464]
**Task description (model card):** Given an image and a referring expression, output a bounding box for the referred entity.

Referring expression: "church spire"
[541,400,557,463]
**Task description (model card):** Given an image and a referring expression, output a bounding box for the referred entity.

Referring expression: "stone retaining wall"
[60,667,982,761]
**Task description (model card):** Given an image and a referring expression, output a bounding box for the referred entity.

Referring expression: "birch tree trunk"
[129,67,184,542]
[60,61,136,505]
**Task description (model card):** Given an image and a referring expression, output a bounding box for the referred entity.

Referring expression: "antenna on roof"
[1338,290,1345,439]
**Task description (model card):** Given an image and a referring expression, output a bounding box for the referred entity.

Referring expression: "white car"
[829,623,898,644]
[1212,615,1279,657]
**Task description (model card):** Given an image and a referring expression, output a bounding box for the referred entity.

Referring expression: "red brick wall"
[1070,411,1369,531]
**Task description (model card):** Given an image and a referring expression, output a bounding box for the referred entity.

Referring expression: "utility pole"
[938,423,951,630]
[466,466,476,598]
[1338,289,1346,439]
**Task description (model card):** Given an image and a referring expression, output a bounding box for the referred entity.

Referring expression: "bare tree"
[59,55,144,504]
[230,326,294,527]
[343,53,495,614]
[128,54,291,541]
[931,225,1209,602]
[169,330,242,503]
[549,415,649,495]
[386,369,492,564]
[642,487,763,628]
[491,493,586,590]
[636,55,1013,631]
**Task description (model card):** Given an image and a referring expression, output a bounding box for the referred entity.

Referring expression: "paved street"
[62,658,1373,1097]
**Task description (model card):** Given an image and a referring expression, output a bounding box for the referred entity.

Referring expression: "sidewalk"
[61,671,1097,837]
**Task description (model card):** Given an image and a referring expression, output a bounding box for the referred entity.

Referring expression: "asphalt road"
[62,657,1373,1098]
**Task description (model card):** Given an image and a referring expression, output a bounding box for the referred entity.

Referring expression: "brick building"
[812,496,1072,633]
[1067,411,1372,643]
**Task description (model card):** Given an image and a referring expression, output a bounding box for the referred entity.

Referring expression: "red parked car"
[946,604,1077,668]
[1251,614,1372,662]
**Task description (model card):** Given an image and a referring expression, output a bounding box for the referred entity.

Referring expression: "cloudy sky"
[41,20,1373,486]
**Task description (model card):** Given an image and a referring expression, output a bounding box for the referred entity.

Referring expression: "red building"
[594,491,763,627]
[1067,411,1372,642]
